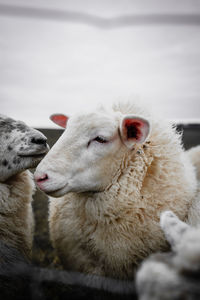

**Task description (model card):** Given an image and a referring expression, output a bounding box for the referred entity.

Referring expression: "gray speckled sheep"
[35,101,199,279]
[0,115,49,259]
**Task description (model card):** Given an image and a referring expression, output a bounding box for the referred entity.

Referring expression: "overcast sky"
[1,0,200,128]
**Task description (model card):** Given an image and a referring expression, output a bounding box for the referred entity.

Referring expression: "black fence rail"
[176,124,200,150]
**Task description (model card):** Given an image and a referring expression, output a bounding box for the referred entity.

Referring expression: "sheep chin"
[46,183,69,198]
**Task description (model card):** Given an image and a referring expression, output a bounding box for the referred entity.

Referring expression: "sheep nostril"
[36,174,48,183]
[31,137,47,146]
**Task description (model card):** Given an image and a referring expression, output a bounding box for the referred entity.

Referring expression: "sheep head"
[35,111,150,197]
[0,115,49,182]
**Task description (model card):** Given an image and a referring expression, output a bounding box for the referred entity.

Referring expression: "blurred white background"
[0,0,200,128]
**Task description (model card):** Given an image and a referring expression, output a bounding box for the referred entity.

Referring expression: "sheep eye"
[87,136,108,147]
[93,136,108,143]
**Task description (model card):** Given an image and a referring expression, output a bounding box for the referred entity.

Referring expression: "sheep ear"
[50,114,68,128]
[120,115,150,149]
[160,211,189,250]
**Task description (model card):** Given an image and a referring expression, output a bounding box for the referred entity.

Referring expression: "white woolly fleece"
[37,101,199,279]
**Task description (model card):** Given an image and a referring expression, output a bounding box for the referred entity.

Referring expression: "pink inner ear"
[122,117,149,144]
[124,119,144,140]
[125,119,142,140]
[50,114,68,128]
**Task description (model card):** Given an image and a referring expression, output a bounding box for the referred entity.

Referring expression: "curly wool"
[0,171,35,259]
[49,101,198,279]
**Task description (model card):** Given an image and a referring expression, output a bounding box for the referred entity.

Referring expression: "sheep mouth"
[18,144,50,159]
[19,153,46,158]
[18,149,49,159]
[45,183,69,197]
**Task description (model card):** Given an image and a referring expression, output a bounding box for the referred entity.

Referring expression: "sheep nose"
[31,137,47,146]
[35,173,49,183]
[35,173,49,190]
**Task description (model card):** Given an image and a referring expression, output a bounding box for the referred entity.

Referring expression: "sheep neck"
[74,145,154,223]
[0,171,34,259]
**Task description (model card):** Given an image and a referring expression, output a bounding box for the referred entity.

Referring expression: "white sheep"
[35,101,199,279]
[0,114,49,259]
[136,210,200,300]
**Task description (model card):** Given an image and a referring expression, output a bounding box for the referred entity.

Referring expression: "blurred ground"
[31,125,200,268]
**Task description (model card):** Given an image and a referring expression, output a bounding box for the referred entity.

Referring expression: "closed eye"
[93,136,108,143]
[87,136,108,147]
